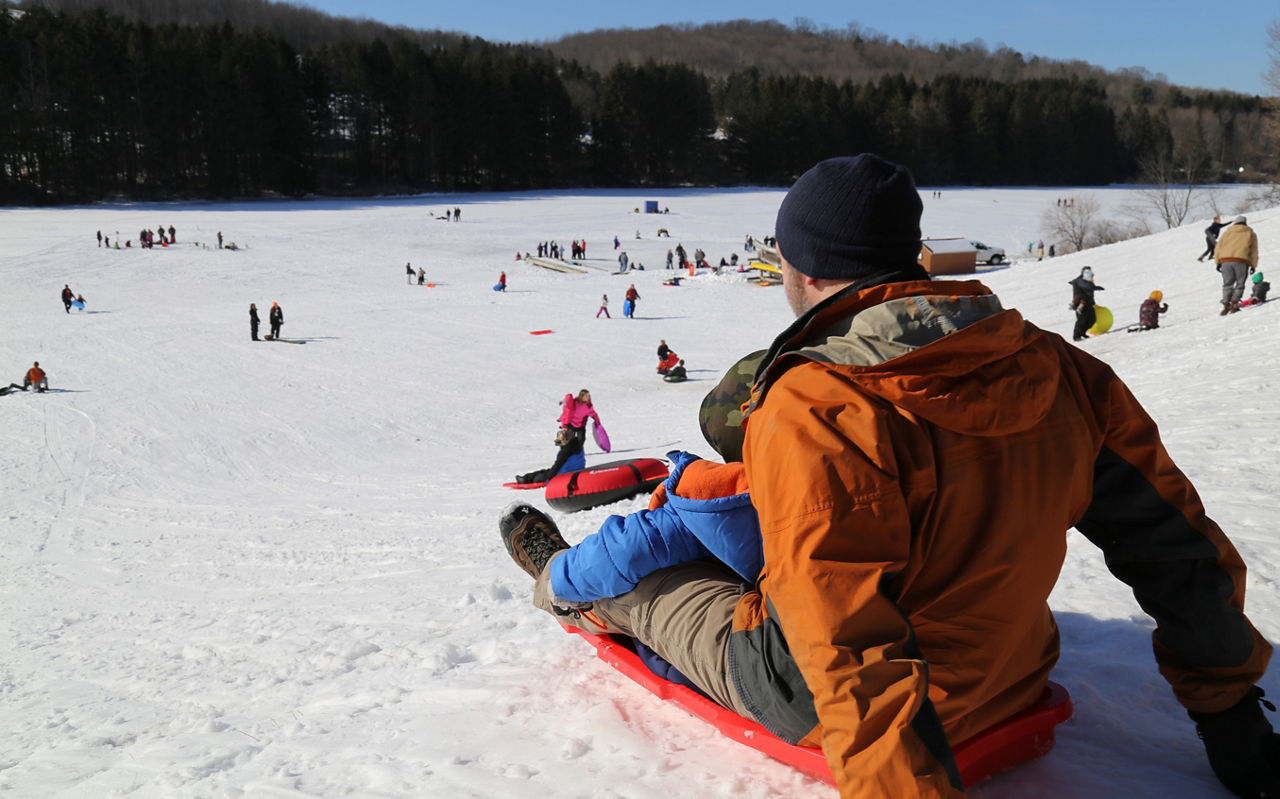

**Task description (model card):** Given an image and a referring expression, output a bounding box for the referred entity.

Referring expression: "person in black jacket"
[1198,216,1230,262]
[269,302,284,339]
[1068,266,1104,341]
[249,303,260,341]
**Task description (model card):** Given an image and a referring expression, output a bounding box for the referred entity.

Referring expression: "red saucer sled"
[502,481,546,490]
[565,626,1073,789]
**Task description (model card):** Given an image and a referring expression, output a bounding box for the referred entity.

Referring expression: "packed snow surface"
[2,185,1278,798]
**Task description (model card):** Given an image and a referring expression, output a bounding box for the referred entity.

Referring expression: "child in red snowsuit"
[1138,291,1168,330]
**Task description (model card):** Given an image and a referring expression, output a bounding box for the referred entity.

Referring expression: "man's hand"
[1191,687,1280,798]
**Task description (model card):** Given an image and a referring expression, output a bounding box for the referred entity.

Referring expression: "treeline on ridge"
[1,3,1271,203]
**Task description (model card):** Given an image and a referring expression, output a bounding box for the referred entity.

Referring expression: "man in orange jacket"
[23,361,47,393]
[501,155,1276,798]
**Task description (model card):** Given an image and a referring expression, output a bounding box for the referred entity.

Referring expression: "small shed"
[919,238,977,276]
[644,200,660,214]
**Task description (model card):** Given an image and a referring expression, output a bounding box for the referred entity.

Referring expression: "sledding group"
[513,390,604,486]
[501,155,1280,798]
[655,340,685,382]
[1200,215,1269,315]
[60,284,86,313]
[248,302,285,341]
[1068,260,1268,342]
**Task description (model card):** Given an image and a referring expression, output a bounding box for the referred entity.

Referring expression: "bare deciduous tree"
[1136,153,1201,229]
[1041,196,1101,253]
[1263,21,1280,185]
[1267,20,1280,96]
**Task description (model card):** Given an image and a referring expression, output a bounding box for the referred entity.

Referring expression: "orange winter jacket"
[26,365,44,384]
[727,279,1270,798]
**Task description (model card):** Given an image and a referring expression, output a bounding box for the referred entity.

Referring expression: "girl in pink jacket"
[515,390,602,485]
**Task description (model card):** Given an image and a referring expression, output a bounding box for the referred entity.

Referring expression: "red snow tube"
[545,458,669,513]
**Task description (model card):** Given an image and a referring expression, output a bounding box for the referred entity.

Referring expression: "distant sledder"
[656,340,680,376]
[25,362,48,392]
[4,362,50,394]
[1134,291,1169,332]
[663,359,688,382]
[1241,272,1270,308]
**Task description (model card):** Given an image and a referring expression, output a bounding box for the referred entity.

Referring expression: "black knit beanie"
[775,154,924,281]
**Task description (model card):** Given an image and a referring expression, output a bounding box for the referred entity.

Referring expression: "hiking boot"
[1229,301,1241,314]
[499,502,569,579]
[1221,304,1231,316]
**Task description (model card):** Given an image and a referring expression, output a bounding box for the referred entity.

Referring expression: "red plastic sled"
[503,481,547,490]
[565,627,1073,789]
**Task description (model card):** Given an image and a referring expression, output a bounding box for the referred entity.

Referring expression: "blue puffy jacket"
[550,451,763,602]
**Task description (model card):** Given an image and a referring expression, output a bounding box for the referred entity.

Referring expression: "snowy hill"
[2,186,1278,798]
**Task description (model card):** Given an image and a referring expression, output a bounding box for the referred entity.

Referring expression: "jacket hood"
[749,280,1061,437]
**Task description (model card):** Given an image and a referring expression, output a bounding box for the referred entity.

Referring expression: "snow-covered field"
[2,182,1278,798]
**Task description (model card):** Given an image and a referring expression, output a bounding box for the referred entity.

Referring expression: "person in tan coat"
[1215,215,1259,314]
[500,155,1277,798]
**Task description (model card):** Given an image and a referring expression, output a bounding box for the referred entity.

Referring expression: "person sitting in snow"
[1251,272,1270,304]
[506,353,763,639]
[23,362,48,393]
[662,359,688,382]
[499,155,1280,799]
[1138,290,1168,331]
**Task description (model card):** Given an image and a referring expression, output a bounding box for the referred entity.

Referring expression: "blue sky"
[299,0,1277,96]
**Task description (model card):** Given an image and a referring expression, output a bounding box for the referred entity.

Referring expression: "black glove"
[1218,265,1223,272]
[1190,686,1280,797]
[1250,267,1257,275]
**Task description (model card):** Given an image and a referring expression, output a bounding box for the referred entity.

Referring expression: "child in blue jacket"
[546,451,761,604]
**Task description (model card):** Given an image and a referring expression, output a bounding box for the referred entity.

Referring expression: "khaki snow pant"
[534,556,753,719]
